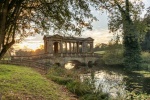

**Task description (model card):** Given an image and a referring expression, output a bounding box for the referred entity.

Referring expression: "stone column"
[82,42,85,53]
[44,40,47,53]
[90,42,94,52]
[84,42,88,53]
[75,42,77,53]
[76,42,79,53]
[60,41,63,53]
[65,42,67,53]
[50,41,53,53]
[69,42,71,53]
[73,42,75,53]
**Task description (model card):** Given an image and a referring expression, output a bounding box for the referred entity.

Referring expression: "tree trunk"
[0,41,15,60]
[0,0,9,58]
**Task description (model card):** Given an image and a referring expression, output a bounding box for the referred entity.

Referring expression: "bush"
[66,80,93,96]
[47,66,66,76]
[50,75,73,85]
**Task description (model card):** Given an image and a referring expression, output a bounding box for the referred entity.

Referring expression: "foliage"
[141,30,150,51]
[141,7,150,51]
[94,43,108,51]
[0,64,72,100]
[94,0,150,70]
[50,75,73,85]
[103,49,123,65]
[66,80,93,96]
[140,52,150,71]
[102,39,123,65]
[125,71,150,100]
[126,91,150,100]
[46,66,109,100]
[0,0,98,59]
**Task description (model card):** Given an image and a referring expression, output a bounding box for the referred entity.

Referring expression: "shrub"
[50,75,73,85]
[66,80,93,96]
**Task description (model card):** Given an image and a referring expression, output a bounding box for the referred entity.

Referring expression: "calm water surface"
[80,70,126,98]
[65,62,150,98]
[65,63,126,98]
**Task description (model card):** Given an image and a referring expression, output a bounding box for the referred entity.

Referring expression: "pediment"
[52,34,63,38]
[86,37,94,40]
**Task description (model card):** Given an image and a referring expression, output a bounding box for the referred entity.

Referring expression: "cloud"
[81,29,113,45]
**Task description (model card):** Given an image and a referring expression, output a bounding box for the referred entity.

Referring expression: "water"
[80,70,126,98]
[65,63,126,98]
[65,62,75,69]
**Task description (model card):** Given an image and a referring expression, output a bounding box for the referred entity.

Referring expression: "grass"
[94,51,105,55]
[133,70,150,78]
[0,64,72,100]
[95,50,150,70]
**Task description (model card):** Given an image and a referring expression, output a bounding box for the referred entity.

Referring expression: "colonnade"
[44,35,94,54]
[55,41,93,53]
[45,41,93,54]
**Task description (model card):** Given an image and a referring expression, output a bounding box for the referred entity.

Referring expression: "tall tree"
[0,0,97,59]
[141,7,150,51]
[95,0,148,69]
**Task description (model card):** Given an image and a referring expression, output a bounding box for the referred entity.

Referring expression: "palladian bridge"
[10,35,100,69]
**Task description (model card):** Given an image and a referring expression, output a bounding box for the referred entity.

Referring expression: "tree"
[94,43,108,51]
[95,0,148,69]
[0,0,97,59]
[141,7,150,51]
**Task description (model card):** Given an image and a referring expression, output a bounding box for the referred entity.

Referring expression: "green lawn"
[0,64,72,100]
[94,51,105,54]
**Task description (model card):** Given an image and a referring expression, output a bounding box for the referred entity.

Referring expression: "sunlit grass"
[94,51,105,55]
[132,71,150,78]
[0,64,70,100]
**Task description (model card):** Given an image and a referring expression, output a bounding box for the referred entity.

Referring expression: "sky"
[14,0,150,50]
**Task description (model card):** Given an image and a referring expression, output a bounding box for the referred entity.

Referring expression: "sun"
[27,44,40,51]
[16,42,43,51]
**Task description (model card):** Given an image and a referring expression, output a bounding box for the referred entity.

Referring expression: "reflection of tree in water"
[81,69,126,98]
[100,65,150,94]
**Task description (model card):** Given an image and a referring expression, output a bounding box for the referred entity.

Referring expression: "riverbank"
[46,65,150,100]
[0,64,77,100]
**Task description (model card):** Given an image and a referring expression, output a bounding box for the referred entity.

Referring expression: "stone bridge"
[11,53,101,66]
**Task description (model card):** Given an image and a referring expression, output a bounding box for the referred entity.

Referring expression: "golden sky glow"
[14,41,43,51]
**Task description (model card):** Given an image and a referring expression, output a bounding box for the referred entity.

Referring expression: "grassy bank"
[46,66,109,100]
[0,64,73,100]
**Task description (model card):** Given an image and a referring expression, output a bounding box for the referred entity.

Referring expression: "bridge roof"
[43,34,94,41]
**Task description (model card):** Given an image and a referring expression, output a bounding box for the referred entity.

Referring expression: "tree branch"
[114,0,125,15]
